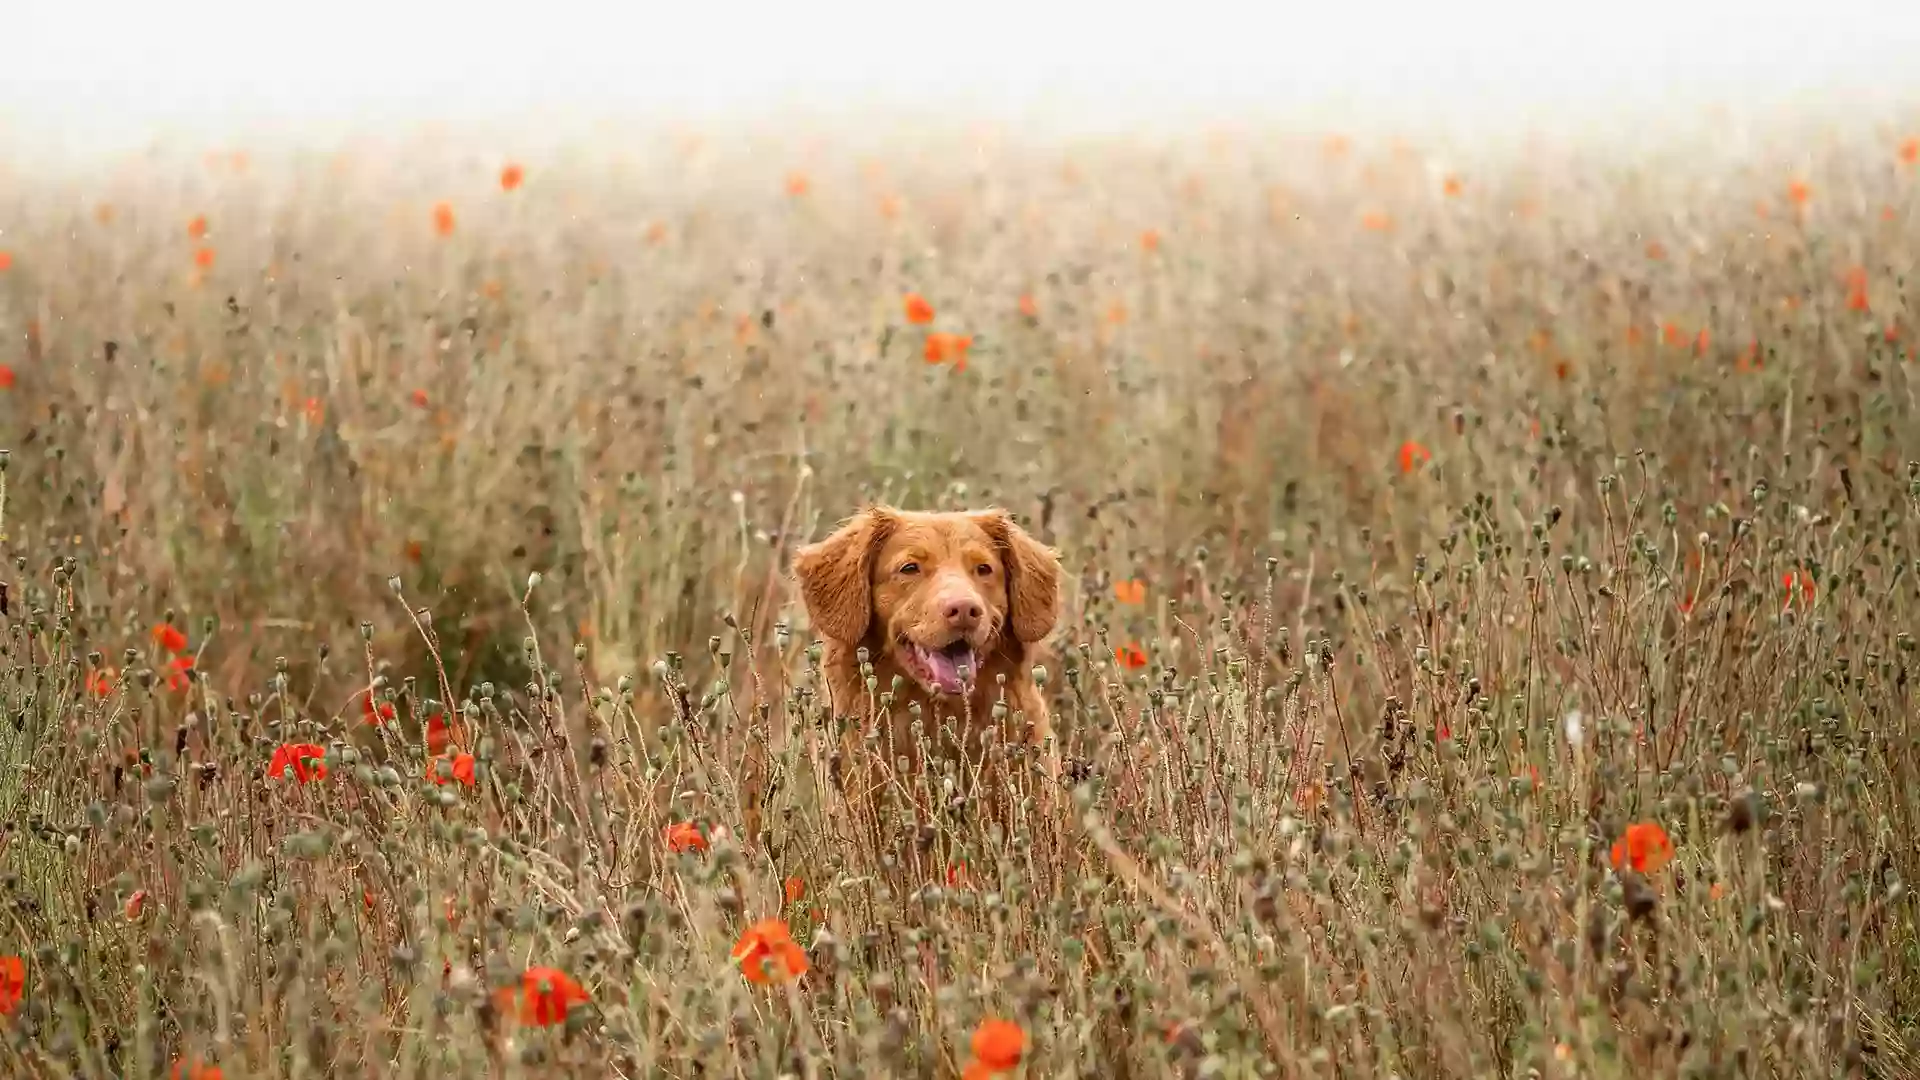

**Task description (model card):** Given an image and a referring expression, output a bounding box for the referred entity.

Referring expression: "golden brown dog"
[792,506,1062,789]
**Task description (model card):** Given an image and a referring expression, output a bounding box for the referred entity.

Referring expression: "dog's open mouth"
[900,639,978,696]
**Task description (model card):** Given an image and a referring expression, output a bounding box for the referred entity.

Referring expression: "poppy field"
[1,112,1919,1077]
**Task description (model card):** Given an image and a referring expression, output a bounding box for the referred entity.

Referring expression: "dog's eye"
[898,562,920,575]
[975,563,994,577]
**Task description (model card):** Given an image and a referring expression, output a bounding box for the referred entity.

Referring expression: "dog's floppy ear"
[975,508,1061,644]
[793,507,895,644]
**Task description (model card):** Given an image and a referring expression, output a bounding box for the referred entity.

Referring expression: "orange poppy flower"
[968,1018,1028,1075]
[904,293,936,325]
[1608,821,1674,874]
[166,655,195,692]
[432,202,456,237]
[1441,174,1464,198]
[1900,137,1918,166]
[187,215,208,240]
[499,163,525,191]
[924,333,974,368]
[493,966,589,1026]
[1114,643,1147,669]
[1113,579,1147,605]
[0,955,20,1015]
[193,247,215,269]
[268,742,328,784]
[427,752,476,787]
[878,193,902,219]
[664,821,708,854]
[733,918,808,984]
[170,1057,222,1080]
[1397,440,1432,474]
[1018,293,1039,319]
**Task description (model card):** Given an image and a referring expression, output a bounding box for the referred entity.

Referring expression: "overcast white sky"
[4,0,1918,152]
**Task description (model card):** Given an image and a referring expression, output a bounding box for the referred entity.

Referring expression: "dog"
[792,505,1062,797]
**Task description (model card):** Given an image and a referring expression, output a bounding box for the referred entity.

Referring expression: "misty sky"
[5,0,1918,151]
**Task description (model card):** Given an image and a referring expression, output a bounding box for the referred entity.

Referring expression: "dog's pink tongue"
[922,646,972,694]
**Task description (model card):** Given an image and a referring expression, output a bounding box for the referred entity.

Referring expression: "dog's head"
[793,506,1061,696]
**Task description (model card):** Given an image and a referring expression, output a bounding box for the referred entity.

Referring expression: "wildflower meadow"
[0,110,1918,1077]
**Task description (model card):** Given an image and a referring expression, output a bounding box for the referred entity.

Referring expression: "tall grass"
[0,112,1917,1077]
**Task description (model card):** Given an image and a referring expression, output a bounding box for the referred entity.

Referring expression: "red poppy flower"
[1114,643,1147,669]
[409,388,430,409]
[1609,821,1674,874]
[1782,570,1815,609]
[425,713,451,756]
[733,918,808,984]
[0,365,13,389]
[665,821,708,854]
[493,966,589,1026]
[1902,137,1919,166]
[1397,440,1432,474]
[904,293,936,325]
[924,332,974,368]
[268,742,328,784]
[0,955,22,1015]
[360,690,396,725]
[966,1018,1028,1077]
[166,655,195,692]
[783,875,806,905]
[1018,293,1039,320]
[125,889,150,920]
[427,752,476,787]
[171,1057,222,1080]
[89,667,116,697]
[0,251,12,273]
[1113,579,1147,605]
[193,247,216,270]
[153,623,189,653]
